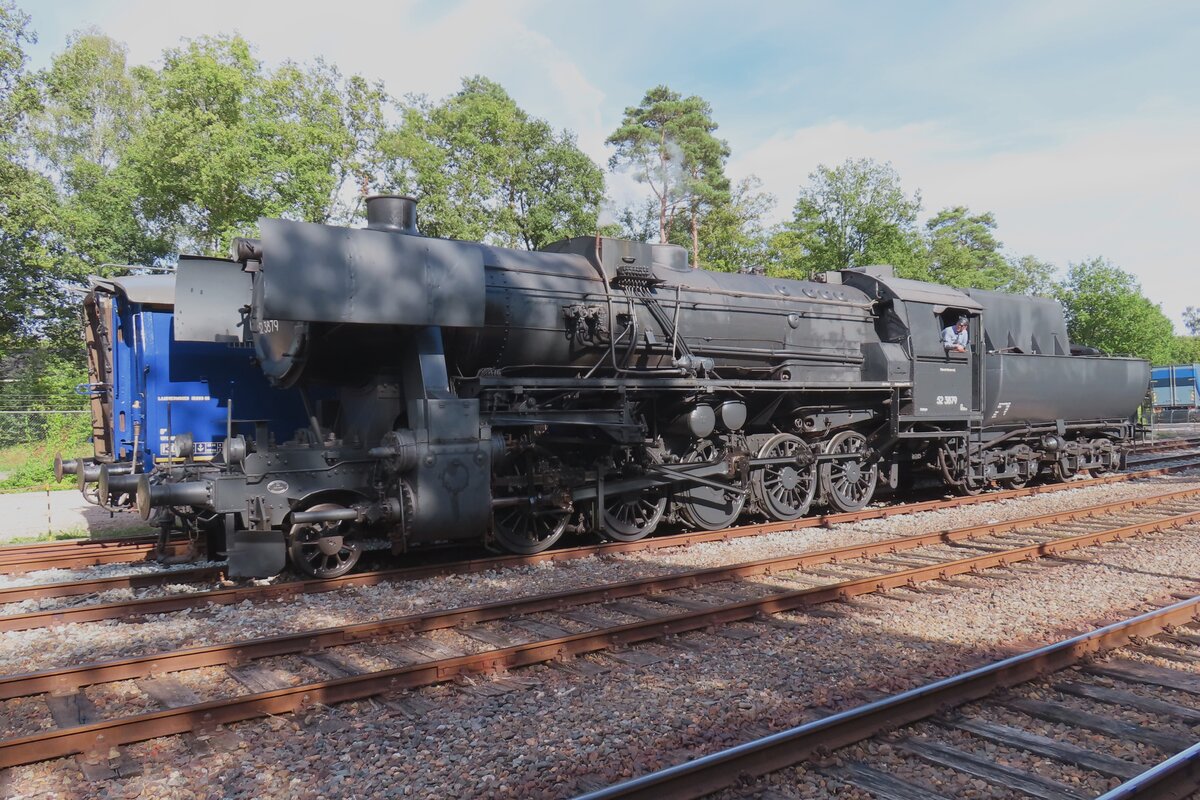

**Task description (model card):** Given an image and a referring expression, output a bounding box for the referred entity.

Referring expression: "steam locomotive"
[66,195,1149,579]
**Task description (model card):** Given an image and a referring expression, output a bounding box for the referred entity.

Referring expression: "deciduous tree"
[1056,257,1174,363]
[382,76,604,249]
[0,0,59,353]
[772,158,927,278]
[1183,307,1200,336]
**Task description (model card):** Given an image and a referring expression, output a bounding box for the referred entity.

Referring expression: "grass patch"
[0,414,92,492]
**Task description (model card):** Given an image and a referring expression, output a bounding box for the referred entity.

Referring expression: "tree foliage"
[1168,336,1200,366]
[694,176,776,274]
[1183,307,1200,336]
[0,0,58,353]
[772,158,926,277]
[383,76,603,250]
[1056,258,1174,362]
[124,36,390,253]
[606,85,729,262]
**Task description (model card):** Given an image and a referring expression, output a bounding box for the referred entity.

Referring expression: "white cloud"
[730,114,1200,331]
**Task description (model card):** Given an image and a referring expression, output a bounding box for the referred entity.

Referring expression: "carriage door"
[909,303,973,419]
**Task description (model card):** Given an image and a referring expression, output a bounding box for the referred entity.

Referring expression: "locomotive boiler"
[129,195,1148,579]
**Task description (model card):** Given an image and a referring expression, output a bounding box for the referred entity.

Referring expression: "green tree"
[382,76,604,249]
[0,0,60,354]
[1056,257,1174,362]
[124,35,390,253]
[607,197,660,243]
[925,207,1059,294]
[27,31,168,310]
[1168,336,1200,365]
[692,175,775,274]
[1003,254,1057,297]
[772,158,927,277]
[606,85,730,263]
[925,206,1006,288]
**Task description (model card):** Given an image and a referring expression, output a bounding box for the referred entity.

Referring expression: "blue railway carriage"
[56,270,309,524]
[1151,363,1200,423]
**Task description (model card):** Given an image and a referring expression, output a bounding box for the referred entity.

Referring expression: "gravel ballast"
[3,470,1200,799]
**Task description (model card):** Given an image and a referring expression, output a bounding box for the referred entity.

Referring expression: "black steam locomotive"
[96,195,1147,579]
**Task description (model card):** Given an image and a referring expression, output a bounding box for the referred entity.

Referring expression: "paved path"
[0,488,154,542]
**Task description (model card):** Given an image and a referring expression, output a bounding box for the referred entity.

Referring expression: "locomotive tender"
[98,195,1146,579]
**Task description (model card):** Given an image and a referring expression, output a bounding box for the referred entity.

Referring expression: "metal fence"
[0,409,89,450]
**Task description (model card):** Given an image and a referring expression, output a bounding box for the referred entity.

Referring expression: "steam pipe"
[291,508,360,524]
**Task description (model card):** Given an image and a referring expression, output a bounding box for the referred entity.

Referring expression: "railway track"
[2,482,1199,772]
[3,463,1199,630]
[576,596,1200,800]
[0,438,1190,577]
[0,537,192,575]
[1129,434,1200,454]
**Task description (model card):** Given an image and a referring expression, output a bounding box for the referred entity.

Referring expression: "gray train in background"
[98,195,1146,579]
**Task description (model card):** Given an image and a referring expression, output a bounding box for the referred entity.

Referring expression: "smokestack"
[365,194,420,235]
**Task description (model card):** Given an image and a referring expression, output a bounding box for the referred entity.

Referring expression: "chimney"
[365,194,420,235]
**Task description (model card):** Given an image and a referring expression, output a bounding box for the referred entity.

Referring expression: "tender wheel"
[938,438,984,496]
[677,440,746,530]
[1090,438,1116,474]
[1051,451,1077,482]
[492,448,571,555]
[288,503,361,579]
[1002,473,1029,490]
[602,490,667,542]
[821,430,878,512]
[752,433,817,521]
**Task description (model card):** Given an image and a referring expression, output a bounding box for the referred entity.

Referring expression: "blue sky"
[22,0,1200,331]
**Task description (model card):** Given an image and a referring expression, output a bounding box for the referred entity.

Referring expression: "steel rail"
[1129,436,1200,453]
[0,540,193,574]
[0,534,161,556]
[2,474,1200,633]
[1096,740,1200,800]
[1,461,1195,618]
[0,566,223,605]
[573,595,1200,800]
[1,505,1199,769]
[4,487,1199,700]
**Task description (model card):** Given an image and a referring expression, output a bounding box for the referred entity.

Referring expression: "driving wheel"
[288,503,362,579]
[821,430,878,512]
[752,433,817,521]
[492,447,571,554]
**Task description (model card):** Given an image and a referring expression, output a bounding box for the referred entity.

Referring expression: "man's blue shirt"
[941,325,968,351]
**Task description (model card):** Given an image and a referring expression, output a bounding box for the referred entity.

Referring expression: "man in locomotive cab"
[941,315,969,354]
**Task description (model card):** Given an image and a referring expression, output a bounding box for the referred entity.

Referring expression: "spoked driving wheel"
[603,489,667,542]
[492,447,571,554]
[601,451,668,542]
[752,433,817,521]
[677,439,747,531]
[288,503,362,579]
[821,430,878,512]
